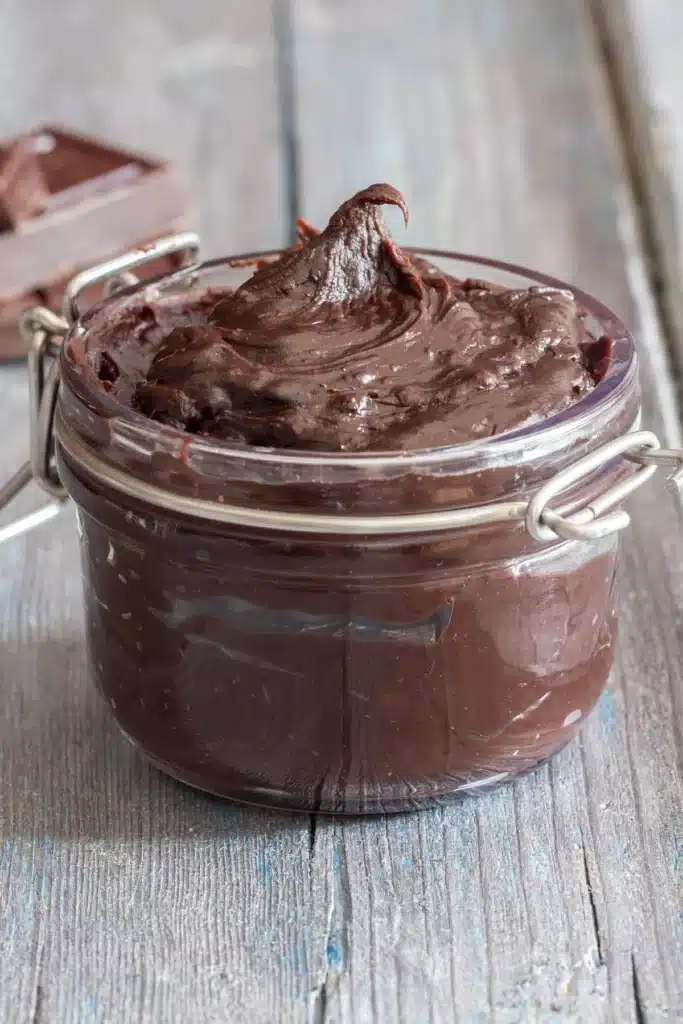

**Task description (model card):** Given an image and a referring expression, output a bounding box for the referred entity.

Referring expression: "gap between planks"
[589,0,683,382]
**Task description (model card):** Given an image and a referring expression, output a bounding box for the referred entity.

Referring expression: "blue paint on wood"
[398,854,415,873]
[81,994,102,1021]
[611,839,630,861]
[672,837,683,874]
[321,839,349,975]
[287,934,307,982]
[326,936,342,969]
[597,688,617,738]
[255,849,271,886]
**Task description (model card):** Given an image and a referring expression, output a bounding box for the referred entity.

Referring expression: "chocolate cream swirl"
[121,184,609,451]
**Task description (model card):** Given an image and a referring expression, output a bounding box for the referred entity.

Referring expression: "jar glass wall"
[56,252,640,813]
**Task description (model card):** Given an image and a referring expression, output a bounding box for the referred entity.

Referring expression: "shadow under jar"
[55,251,641,814]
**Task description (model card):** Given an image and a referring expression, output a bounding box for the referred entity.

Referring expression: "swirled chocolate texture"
[62,184,626,812]
[94,184,608,451]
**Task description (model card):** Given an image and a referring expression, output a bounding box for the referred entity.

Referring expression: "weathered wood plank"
[292,1,683,1021]
[593,0,683,367]
[1,1,683,1022]
[0,4,327,1024]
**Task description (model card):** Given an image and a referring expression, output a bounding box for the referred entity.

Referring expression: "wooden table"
[1,2,682,1021]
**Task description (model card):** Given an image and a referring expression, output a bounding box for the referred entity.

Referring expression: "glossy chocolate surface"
[87,184,608,451]
[56,205,633,812]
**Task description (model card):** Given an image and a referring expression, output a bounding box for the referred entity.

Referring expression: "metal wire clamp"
[0,231,681,544]
[0,233,200,545]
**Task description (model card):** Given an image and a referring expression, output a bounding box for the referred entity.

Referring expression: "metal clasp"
[525,430,662,542]
[0,232,200,544]
[624,445,683,489]
[1,231,682,547]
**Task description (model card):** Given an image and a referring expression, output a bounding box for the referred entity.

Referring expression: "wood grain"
[292,1,683,1021]
[592,0,683,368]
[0,0,682,1022]
[0,4,323,1024]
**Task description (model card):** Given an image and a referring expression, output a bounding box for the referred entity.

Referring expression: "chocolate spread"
[87,184,608,451]
[57,185,632,813]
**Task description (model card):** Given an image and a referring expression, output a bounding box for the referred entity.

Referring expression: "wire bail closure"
[0,233,681,545]
[0,233,200,545]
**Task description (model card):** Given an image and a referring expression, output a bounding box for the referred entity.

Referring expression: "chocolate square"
[0,137,49,230]
[0,125,189,358]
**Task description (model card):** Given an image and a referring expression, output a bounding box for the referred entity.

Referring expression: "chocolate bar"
[0,137,48,230]
[0,126,189,359]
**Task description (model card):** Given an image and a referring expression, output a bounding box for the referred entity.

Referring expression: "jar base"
[124,731,568,816]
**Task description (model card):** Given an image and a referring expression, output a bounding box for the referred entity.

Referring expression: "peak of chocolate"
[211,183,420,330]
[87,183,610,451]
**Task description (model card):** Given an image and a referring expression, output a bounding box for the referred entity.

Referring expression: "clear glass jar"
[54,251,640,813]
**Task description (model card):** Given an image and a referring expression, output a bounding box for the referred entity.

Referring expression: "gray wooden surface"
[594,0,683,364]
[1,1,682,1021]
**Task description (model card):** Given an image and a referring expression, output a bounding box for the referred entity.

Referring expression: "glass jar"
[49,249,646,813]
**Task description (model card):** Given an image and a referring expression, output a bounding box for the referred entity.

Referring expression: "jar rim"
[62,247,637,472]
